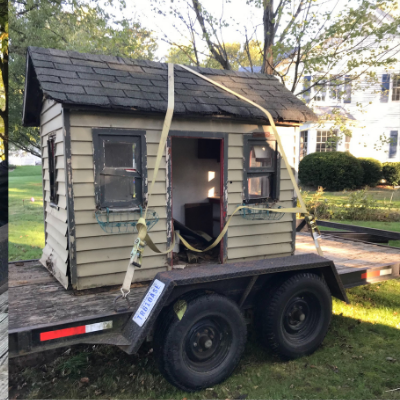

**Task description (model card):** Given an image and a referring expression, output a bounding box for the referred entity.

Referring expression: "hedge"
[299,152,364,191]
[382,162,400,186]
[358,158,382,187]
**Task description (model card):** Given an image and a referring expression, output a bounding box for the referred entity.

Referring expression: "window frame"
[389,130,398,159]
[92,129,147,209]
[47,134,58,207]
[243,135,281,204]
[392,75,400,102]
[300,130,308,160]
[316,130,338,153]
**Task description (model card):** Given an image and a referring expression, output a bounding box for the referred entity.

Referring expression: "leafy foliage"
[358,158,383,187]
[299,152,364,191]
[382,162,400,186]
[9,0,158,155]
[0,0,7,160]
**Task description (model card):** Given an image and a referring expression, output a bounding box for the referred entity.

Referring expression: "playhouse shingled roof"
[23,47,317,127]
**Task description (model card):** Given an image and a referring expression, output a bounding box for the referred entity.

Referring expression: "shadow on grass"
[9,314,400,400]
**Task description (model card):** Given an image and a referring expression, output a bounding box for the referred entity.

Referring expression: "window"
[344,135,351,152]
[303,75,311,102]
[329,75,342,100]
[47,135,58,205]
[93,130,146,209]
[389,131,398,159]
[314,77,327,102]
[316,130,337,152]
[243,137,280,203]
[300,131,308,160]
[392,75,400,102]
[381,74,390,103]
[344,75,351,103]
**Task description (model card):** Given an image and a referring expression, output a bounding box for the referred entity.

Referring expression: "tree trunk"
[261,0,275,75]
[0,50,7,161]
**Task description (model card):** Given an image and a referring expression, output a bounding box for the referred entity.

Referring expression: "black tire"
[154,293,247,392]
[258,272,332,360]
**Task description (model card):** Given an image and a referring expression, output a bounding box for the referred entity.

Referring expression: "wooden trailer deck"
[9,233,400,333]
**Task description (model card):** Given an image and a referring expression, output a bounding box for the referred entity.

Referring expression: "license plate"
[132,279,165,327]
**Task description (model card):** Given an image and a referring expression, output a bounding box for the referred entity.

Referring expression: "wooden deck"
[9,233,400,333]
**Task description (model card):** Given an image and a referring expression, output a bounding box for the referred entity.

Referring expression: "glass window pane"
[103,175,135,202]
[249,145,273,168]
[105,142,137,169]
[248,175,271,199]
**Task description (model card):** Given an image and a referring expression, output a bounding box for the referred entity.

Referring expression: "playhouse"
[22,47,317,290]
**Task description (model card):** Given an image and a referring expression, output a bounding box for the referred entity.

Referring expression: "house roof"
[23,46,317,127]
[313,106,356,121]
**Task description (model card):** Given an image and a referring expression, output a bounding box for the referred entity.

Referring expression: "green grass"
[305,188,400,208]
[9,279,400,400]
[9,165,45,261]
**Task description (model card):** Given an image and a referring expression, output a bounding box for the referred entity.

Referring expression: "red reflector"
[361,270,380,279]
[40,325,86,341]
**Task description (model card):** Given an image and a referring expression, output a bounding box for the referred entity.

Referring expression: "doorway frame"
[166,130,228,267]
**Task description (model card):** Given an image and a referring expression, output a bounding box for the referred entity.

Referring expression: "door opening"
[170,136,223,266]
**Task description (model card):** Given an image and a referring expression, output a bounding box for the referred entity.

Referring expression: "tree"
[152,0,400,94]
[10,0,158,156]
[0,0,7,160]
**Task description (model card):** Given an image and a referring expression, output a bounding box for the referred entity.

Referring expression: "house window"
[314,77,327,102]
[392,75,400,101]
[303,75,311,102]
[47,135,58,205]
[93,130,146,209]
[329,75,342,100]
[316,130,337,152]
[344,75,351,103]
[344,135,351,152]
[243,137,280,203]
[389,131,398,159]
[300,131,308,160]
[381,74,390,103]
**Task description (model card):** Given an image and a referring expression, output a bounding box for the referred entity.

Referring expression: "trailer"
[9,230,400,391]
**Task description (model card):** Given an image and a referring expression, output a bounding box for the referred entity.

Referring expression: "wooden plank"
[228,133,243,146]
[56,169,66,183]
[72,170,94,183]
[76,267,166,289]
[228,147,242,158]
[46,234,69,263]
[45,213,68,235]
[46,204,68,223]
[41,114,63,136]
[55,141,64,156]
[71,141,93,155]
[46,224,68,249]
[55,156,65,169]
[230,252,292,263]
[41,99,57,115]
[228,170,242,181]
[42,129,63,145]
[74,197,96,211]
[146,130,162,144]
[76,230,169,251]
[57,184,66,196]
[227,232,292,248]
[76,244,168,264]
[58,195,67,210]
[228,158,242,170]
[228,242,292,259]
[77,254,167,276]
[228,199,294,213]
[228,212,293,226]
[228,221,292,237]
[71,155,93,169]
[70,127,92,142]
[75,219,167,238]
[40,102,62,125]
[147,156,166,169]
[75,206,167,225]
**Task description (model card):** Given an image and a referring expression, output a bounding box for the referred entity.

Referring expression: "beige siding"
[69,112,298,289]
[39,100,69,289]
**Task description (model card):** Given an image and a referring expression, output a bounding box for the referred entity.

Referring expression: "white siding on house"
[68,112,298,290]
[39,100,69,289]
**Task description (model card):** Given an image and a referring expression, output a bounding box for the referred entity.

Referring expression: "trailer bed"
[9,233,400,333]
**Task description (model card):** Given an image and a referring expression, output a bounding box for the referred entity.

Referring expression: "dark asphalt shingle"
[24,46,317,126]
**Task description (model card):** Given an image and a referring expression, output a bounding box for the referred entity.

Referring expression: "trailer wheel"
[259,273,331,359]
[154,293,247,392]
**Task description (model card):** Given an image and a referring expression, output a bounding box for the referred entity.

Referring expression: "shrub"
[382,162,400,186]
[358,158,382,187]
[299,152,364,191]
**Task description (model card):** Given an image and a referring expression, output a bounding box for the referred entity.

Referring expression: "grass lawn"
[9,165,44,261]
[9,279,400,400]
[304,187,400,209]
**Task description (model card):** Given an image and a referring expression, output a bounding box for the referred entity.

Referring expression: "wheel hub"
[284,297,310,332]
